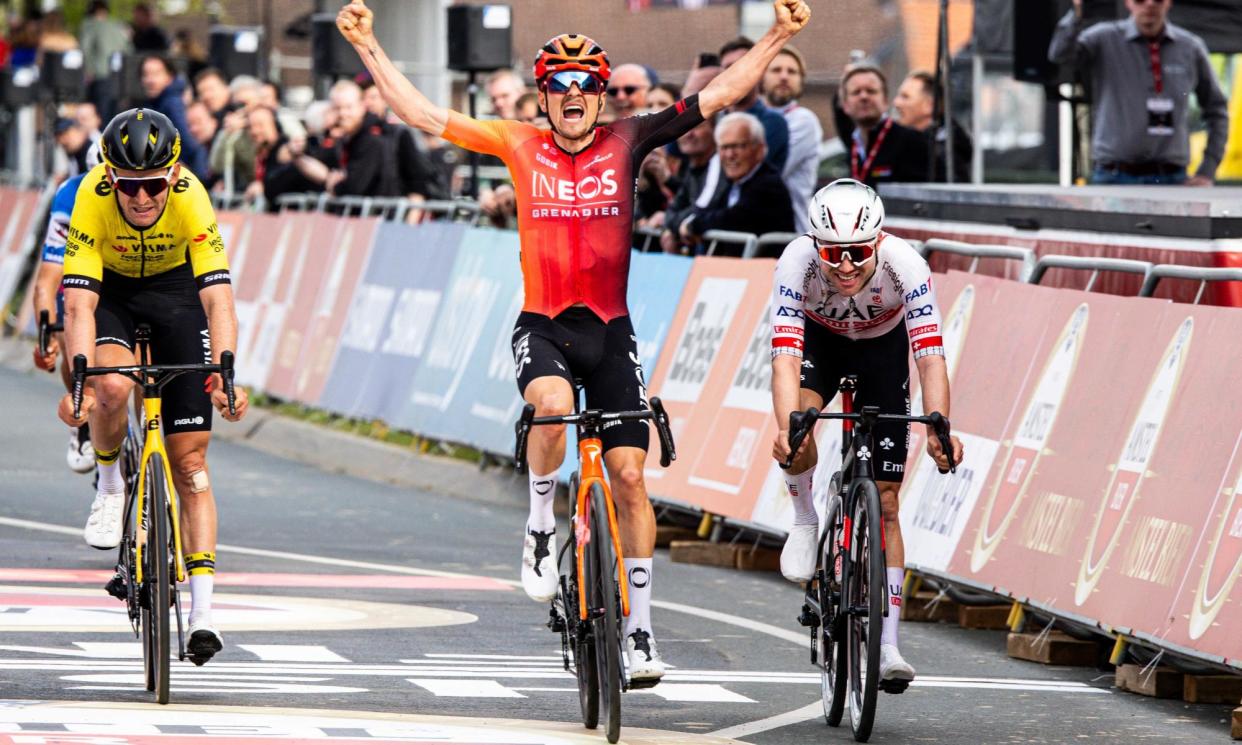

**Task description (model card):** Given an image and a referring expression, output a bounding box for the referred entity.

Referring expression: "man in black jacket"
[833,65,930,188]
[660,117,729,254]
[324,80,402,198]
[678,112,794,257]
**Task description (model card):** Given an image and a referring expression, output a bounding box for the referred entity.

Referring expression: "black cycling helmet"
[100,108,181,171]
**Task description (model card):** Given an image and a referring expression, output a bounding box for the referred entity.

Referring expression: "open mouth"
[562,102,585,121]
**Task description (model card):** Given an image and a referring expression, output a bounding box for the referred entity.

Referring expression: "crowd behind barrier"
[3,184,1242,671]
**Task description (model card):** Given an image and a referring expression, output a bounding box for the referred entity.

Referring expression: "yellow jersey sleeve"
[61,166,111,293]
[176,171,231,290]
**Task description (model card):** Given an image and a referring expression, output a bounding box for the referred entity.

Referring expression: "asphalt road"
[0,364,1233,744]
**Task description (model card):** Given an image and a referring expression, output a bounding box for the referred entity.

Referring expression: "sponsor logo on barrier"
[724,308,774,413]
[1075,316,1194,606]
[1187,429,1242,639]
[661,277,746,403]
[912,284,974,417]
[971,303,1089,574]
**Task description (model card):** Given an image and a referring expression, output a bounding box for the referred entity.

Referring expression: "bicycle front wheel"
[847,479,884,742]
[142,453,172,705]
[820,493,848,727]
[566,474,599,729]
[589,482,622,744]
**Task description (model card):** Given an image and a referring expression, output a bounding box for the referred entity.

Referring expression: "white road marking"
[639,684,755,703]
[240,644,352,663]
[709,702,822,739]
[409,679,526,698]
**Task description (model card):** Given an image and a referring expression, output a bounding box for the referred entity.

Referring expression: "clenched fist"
[337,1,375,46]
[774,0,811,36]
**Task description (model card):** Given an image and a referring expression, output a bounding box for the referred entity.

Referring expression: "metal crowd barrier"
[702,230,757,258]
[1138,264,1242,304]
[922,238,1038,282]
[1027,255,1154,292]
[752,232,799,259]
[633,225,663,253]
[268,193,482,225]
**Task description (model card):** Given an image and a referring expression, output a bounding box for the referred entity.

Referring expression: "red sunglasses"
[815,240,876,267]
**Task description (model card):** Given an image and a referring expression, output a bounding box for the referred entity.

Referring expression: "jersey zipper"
[139,231,146,279]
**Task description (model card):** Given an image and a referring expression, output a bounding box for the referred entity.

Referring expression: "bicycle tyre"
[589,482,622,744]
[847,479,884,742]
[145,453,172,705]
[567,473,599,729]
[820,494,848,727]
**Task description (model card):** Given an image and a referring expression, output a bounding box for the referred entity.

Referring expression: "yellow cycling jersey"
[63,164,231,293]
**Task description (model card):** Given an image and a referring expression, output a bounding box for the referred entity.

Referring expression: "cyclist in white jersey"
[770,178,963,684]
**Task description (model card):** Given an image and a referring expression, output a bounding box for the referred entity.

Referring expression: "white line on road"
[709,702,822,740]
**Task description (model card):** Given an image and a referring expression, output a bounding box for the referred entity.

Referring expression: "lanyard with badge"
[1146,40,1174,137]
[851,118,893,181]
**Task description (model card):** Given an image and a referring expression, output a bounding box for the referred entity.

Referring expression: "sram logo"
[531,169,619,201]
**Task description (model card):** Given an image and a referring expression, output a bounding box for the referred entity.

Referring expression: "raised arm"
[698,0,811,119]
[337,1,450,136]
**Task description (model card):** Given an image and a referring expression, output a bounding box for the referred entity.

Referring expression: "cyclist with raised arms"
[337,0,811,684]
[57,108,249,665]
[771,178,963,685]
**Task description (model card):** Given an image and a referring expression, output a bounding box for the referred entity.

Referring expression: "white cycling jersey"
[770,231,945,360]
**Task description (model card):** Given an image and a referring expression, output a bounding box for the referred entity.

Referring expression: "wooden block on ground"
[735,546,781,572]
[901,590,959,623]
[668,540,739,569]
[1006,631,1098,667]
[1114,664,1183,699]
[1231,705,1241,739]
[957,604,1011,630]
[655,525,698,548]
[1183,674,1242,704]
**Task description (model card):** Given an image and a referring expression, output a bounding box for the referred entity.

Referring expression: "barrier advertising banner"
[317,221,467,419]
[0,190,44,325]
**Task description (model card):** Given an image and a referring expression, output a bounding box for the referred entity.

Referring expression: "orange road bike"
[72,325,236,704]
[514,387,676,744]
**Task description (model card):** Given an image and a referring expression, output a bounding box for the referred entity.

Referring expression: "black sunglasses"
[111,169,174,198]
[607,85,647,98]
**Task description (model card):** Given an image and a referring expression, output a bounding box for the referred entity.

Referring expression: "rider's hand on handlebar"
[58,391,94,427]
[32,339,59,372]
[925,431,963,472]
[206,373,249,422]
[773,428,811,465]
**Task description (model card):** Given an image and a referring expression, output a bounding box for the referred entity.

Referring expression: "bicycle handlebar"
[514,396,678,474]
[781,407,957,475]
[38,310,63,358]
[71,352,238,420]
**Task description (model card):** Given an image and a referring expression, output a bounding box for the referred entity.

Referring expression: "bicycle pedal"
[879,678,911,695]
[797,604,818,627]
[627,677,661,690]
[547,609,566,634]
[104,573,127,601]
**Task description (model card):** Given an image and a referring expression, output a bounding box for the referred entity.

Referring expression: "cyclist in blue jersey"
[33,144,102,474]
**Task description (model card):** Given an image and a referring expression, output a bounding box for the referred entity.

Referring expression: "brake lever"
[514,403,535,474]
[928,412,957,475]
[38,310,50,357]
[781,407,819,470]
[220,351,237,416]
[650,397,676,468]
[71,354,87,420]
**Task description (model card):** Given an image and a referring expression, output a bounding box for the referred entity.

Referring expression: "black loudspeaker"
[110,52,145,104]
[1013,0,1121,86]
[208,26,264,80]
[312,13,364,79]
[447,4,513,73]
[1,67,38,107]
[43,49,86,101]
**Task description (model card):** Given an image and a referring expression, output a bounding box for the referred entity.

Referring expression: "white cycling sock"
[784,468,817,525]
[96,461,124,495]
[624,557,654,639]
[186,552,216,626]
[881,567,904,646]
[527,469,557,532]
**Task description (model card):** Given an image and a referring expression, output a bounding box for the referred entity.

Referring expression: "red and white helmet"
[807,178,885,244]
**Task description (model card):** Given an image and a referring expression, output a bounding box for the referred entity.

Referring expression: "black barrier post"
[466,70,479,200]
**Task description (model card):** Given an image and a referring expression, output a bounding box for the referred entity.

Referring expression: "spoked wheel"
[589,482,623,744]
[847,480,884,742]
[565,474,599,729]
[143,453,172,705]
[819,494,848,727]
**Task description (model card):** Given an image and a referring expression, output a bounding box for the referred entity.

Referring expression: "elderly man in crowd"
[677,112,793,257]
[608,63,654,119]
[720,38,789,173]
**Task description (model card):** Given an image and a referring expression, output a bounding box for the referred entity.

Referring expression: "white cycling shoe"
[780,523,819,582]
[83,489,125,550]
[879,643,915,682]
[626,629,665,684]
[66,427,96,474]
[521,526,558,602]
[187,616,224,666]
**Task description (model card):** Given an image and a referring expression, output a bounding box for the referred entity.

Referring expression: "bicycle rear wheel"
[819,493,848,727]
[566,474,599,729]
[847,479,884,742]
[142,453,172,705]
[589,482,622,744]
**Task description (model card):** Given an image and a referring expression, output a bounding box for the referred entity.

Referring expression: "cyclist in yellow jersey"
[57,108,249,665]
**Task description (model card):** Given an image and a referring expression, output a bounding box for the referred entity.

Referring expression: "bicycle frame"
[573,436,630,623]
[133,393,185,586]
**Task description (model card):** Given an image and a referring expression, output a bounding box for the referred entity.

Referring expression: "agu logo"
[174,416,205,427]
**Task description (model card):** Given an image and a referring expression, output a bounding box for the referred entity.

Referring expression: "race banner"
[0,189,45,328]
[317,221,467,420]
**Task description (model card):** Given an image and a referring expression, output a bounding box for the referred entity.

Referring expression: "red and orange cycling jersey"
[441,96,704,322]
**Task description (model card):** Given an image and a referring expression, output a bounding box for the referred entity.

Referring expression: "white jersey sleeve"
[884,237,945,359]
[770,235,817,359]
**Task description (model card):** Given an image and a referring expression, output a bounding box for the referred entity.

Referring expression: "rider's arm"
[61,179,105,368]
[697,0,810,118]
[181,173,235,363]
[770,238,811,435]
[339,2,449,136]
[198,283,238,364]
[32,262,62,324]
[62,287,99,371]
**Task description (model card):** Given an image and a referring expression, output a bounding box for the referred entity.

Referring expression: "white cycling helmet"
[807,178,885,244]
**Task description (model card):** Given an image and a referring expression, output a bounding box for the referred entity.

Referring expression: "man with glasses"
[58,108,249,666]
[1049,0,1228,185]
[337,0,811,684]
[607,63,653,119]
[770,178,963,686]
